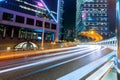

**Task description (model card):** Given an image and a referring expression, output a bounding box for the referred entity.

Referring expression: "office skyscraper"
[0,0,62,49]
[76,0,116,39]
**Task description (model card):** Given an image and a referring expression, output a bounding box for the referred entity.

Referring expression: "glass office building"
[0,0,62,49]
[76,0,116,39]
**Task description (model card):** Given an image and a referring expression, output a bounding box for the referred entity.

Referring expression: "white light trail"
[56,51,115,80]
[0,46,101,74]
[86,58,114,80]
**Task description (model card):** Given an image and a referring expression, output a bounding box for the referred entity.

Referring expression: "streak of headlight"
[57,51,115,80]
[0,47,103,74]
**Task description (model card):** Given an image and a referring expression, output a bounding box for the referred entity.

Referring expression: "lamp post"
[41,14,49,50]
[41,16,46,50]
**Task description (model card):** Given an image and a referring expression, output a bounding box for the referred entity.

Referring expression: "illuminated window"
[88,4,90,7]
[100,0,103,2]
[33,33,37,39]
[84,4,86,7]
[16,15,25,23]
[27,32,31,39]
[104,4,107,7]
[105,33,108,35]
[105,27,108,30]
[2,12,13,21]
[20,31,25,38]
[104,0,107,2]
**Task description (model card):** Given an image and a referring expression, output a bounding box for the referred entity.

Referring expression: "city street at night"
[0,0,120,80]
[0,45,115,80]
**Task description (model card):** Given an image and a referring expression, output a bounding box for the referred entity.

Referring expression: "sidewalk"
[0,45,77,60]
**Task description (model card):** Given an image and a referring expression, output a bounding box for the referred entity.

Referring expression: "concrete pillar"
[36,33,38,39]
[0,11,2,21]
[13,14,16,22]
[25,31,27,39]
[3,27,6,38]
[55,0,61,42]
[30,32,33,39]
[11,28,14,38]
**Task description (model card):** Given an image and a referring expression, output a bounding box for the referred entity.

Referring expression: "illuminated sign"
[36,2,44,8]
[82,12,86,20]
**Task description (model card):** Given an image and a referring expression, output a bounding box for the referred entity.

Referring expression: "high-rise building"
[59,0,64,40]
[0,0,62,49]
[76,0,116,39]
[62,0,76,41]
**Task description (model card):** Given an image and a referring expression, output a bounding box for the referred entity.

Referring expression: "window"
[15,15,24,23]
[100,0,103,2]
[33,33,37,39]
[26,18,34,25]
[36,20,43,27]
[20,31,25,38]
[51,24,56,30]
[2,12,13,21]
[45,22,50,28]
[27,32,31,39]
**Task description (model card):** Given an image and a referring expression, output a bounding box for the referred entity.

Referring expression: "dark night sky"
[44,0,76,30]
[44,0,57,12]
[63,0,76,30]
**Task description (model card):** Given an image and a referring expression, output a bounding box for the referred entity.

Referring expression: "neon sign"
[36,2,44,8]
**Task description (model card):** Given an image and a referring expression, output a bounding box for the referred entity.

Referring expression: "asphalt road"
[0,45,114,80]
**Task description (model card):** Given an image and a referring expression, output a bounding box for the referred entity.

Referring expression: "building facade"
[0,0,61,50]
[76,0,116,39]
[59,0,64,40]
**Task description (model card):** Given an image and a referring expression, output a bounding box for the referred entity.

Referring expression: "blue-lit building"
[76,0,116,39]
[59,0,64,40]
[0,0,62,49]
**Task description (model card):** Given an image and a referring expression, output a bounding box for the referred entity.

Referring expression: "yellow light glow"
[79,30,103,42]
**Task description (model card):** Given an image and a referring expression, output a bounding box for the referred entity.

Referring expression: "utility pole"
[41,16,46,50]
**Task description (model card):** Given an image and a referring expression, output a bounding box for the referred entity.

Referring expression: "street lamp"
[41,17,45,50]
[41,14,48,50]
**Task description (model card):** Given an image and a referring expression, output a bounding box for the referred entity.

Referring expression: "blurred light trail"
[0,45,98,60]
[0,46,101,74]
[57,51,115,80]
